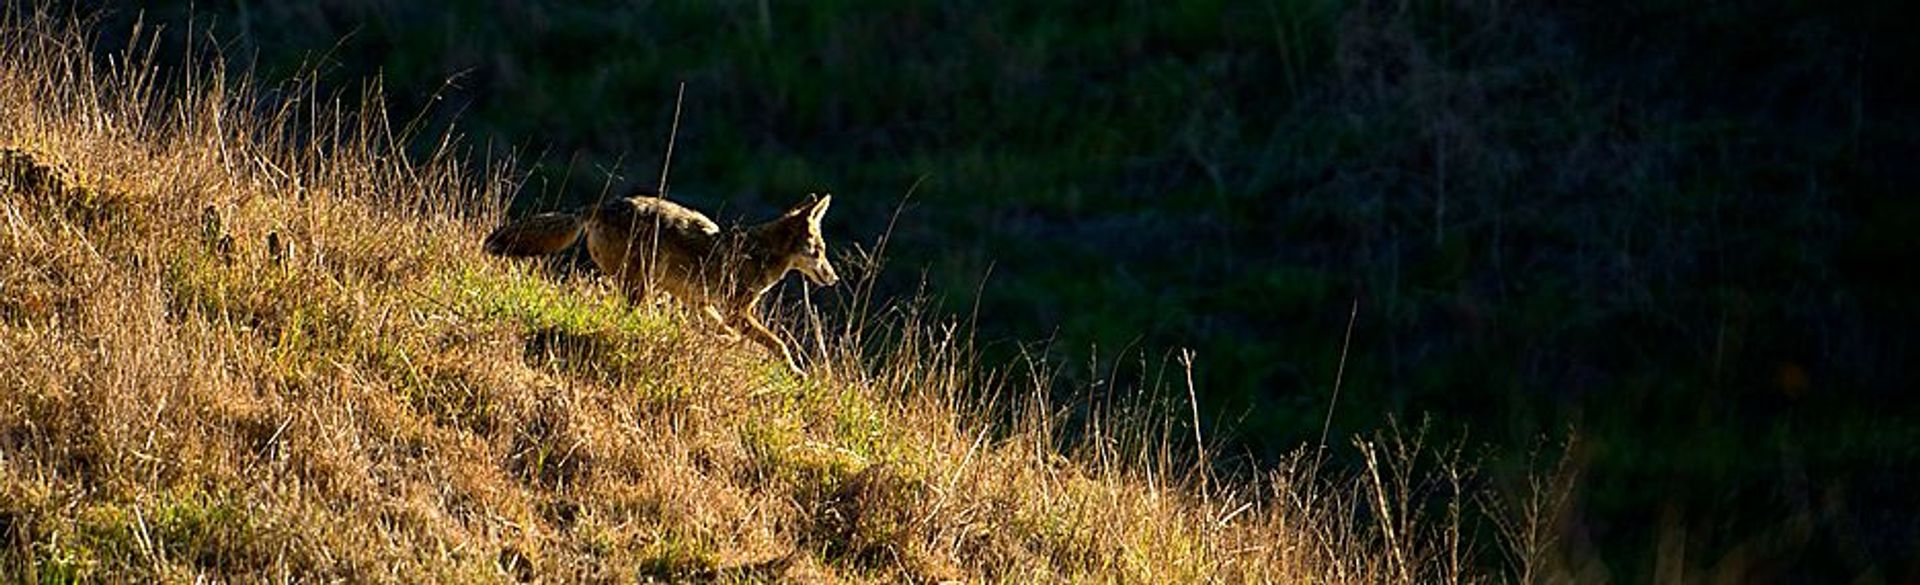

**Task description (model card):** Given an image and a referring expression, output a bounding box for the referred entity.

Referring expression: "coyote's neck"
[711,221,794,307]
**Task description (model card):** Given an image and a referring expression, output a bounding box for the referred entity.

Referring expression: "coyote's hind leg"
[618,276,650,308]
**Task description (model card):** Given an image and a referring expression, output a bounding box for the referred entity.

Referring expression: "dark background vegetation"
[40,0,1920,580]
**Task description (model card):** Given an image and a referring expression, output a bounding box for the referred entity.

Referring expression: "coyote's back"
[482,196,720,268]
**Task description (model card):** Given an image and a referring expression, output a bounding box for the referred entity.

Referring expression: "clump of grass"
[0,13,1566,583]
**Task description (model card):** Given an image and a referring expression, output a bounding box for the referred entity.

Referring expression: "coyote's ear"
[788,192,830,220]
[786,192,820,216]
[809,194,832,221]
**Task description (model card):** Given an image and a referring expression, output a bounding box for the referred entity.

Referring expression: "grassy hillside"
[0,17,1561,582]
[44,2,1920,578]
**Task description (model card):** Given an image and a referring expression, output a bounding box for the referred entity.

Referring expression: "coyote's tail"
[484,211,585,257]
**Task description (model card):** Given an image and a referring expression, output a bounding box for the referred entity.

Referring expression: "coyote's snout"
[484,192,839,376]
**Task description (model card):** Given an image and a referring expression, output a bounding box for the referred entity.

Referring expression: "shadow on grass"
[522,325,639,387]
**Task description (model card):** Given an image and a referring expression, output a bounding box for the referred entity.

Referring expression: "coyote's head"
[780,193,839,286]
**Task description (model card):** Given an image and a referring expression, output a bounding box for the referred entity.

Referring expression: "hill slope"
[0,18,1544,582]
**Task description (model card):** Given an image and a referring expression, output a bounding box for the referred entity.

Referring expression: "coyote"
[484,191,840,376]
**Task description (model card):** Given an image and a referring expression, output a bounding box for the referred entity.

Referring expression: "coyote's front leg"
[704,306,742,343]
[729,312,803,377]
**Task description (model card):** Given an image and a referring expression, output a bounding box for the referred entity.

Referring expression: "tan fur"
[484,192,839,376]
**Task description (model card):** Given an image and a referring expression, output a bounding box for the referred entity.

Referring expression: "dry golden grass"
[0,16,1565,583]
